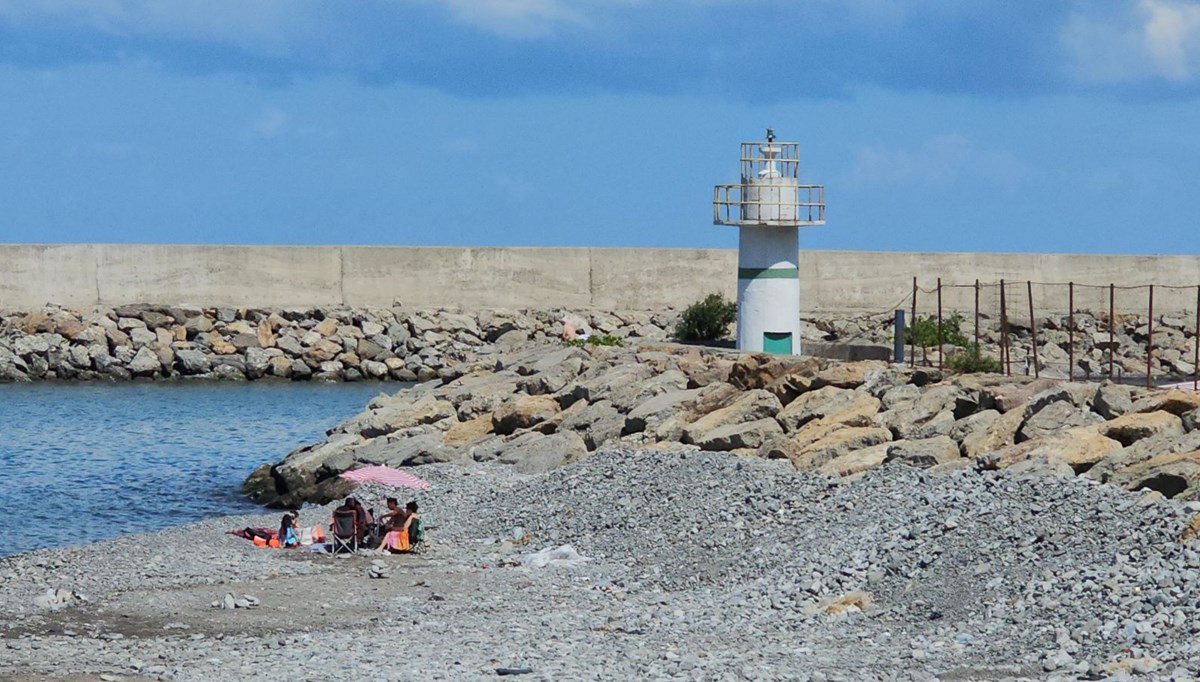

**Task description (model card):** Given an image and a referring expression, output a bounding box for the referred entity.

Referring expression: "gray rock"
[127,347,162,376]
[174,349,212,375]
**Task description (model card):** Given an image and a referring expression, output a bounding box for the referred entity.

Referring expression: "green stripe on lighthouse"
[737,267,799,280]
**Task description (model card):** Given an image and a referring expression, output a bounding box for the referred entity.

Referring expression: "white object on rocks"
[368,560,391,579]
[32,588,85,611]
[212,593,259,610]
[520,544,591,569]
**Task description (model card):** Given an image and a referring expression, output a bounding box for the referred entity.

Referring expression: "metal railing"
[712,184,825,226]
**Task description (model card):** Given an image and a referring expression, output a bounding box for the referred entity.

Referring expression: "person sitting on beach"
[379,497,407,531]
[278,510,300,548]
[350,498,373,538]
[331,498,362,540]
[379,501,421,553]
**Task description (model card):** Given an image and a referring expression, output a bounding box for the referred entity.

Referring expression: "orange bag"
[268,537,281,548]
[252,536,267,547]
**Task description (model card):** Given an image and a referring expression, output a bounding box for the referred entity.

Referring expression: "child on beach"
[278,510,299,548]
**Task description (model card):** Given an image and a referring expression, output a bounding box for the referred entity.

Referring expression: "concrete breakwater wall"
[3,244,1200,313]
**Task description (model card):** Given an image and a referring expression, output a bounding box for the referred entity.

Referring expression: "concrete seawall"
[2,244,1199,314]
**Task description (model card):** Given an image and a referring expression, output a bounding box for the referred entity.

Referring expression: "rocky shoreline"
[247,339,1200,514]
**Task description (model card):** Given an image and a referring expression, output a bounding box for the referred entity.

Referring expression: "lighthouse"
[713,129,825,354]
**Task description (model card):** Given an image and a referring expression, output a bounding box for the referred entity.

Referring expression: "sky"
[0,0,1198,253]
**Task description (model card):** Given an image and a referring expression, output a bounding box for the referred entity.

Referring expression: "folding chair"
[331,509,359,554]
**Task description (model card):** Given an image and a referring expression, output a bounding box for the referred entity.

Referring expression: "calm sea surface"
[0,381,390,557]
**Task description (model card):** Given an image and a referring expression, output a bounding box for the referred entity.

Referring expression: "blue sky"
[0,0,1198,253]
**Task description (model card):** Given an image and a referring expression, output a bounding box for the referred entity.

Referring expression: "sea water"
[0,381,392,556]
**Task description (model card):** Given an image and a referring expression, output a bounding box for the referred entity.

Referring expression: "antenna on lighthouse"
[712,130,826,355]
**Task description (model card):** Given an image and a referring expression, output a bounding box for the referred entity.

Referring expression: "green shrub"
[566,334,623,348]
[905,312,971,348]
[675,293,737,342]
[946,346,1003,374]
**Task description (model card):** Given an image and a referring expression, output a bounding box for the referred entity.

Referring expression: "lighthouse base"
[736,226,801,355]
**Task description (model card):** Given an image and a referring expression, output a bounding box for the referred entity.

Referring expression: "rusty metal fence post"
[1108,283,1115,380]
[937,277,944,372]
[1027,280,1039,378]
[1000,279,1011,376]
[910,277,917,368]
[974,279,980,354]
[1068,282,1074,382]
[1147,285,1154,389]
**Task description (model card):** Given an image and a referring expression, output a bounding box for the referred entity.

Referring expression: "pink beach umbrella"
[340,465,431,490]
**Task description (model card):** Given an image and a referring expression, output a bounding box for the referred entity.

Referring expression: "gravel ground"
[4,449,1200,681]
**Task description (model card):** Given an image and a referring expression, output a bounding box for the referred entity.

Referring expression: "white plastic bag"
[520,544,591,569]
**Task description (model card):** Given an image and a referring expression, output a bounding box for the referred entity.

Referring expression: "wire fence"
[904,279,1200,389]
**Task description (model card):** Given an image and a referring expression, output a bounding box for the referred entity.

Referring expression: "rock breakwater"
[0,304,679,383]
[248,341,1200,511]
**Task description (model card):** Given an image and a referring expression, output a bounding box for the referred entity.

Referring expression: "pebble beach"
[5,449,1200,681]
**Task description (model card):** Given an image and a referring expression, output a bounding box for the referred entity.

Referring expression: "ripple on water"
[0,381,394,556]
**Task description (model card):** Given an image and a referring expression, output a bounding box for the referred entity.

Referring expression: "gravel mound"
[357,449,1200,677]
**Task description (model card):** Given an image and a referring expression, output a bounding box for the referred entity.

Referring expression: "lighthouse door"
[762,332,793,355]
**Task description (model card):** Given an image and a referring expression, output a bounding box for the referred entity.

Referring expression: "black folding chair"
[331,509,359,554]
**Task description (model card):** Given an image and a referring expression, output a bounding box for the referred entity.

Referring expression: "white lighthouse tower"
[714,129,825,354]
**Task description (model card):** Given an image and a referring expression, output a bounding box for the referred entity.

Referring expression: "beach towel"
[381,529,410,552]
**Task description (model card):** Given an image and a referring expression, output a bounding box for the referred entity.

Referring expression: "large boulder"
[978,427,1122,471]
[811,360,887,390]
[623,388,706,435]
[1018,401,1105,442]
[492,395,562,435]
[127,347,161,376]
[559,362,655,407]
[349,432,459,467]
[496,431,590,474]
[764,426,892,471]
[248,432,366,507]
[763,358,822,405]
[777,387,862,432]
[607,370,689,412]
[683,389,782,444]
[343,394,456,438]
[1130,390,1200,417]
[174,349,211,375]
[885,436,961,469]
[695,417,784,452]
[1099,411,1184,447]
[961,408,1025,458]
[442,414,494,447]
[1106,451,1200,499]
[1086,430,1200,484]
[728,354,800,391]
[817,443,891,478]
[875,384,964,439]
[555,399,626,450]
[1093,382,1134,419]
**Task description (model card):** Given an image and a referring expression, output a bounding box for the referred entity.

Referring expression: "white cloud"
[850,134,1033,190]
[1062,0,1200,84]
[437,0,585,37]
[0,0,311,55]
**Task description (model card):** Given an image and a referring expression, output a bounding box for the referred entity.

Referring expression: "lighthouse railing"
[712,184,825,226]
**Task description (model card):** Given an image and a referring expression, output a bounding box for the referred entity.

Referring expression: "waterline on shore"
[0,381,388,557]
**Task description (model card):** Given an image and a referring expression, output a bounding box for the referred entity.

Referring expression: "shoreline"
[4,451,1200,681]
